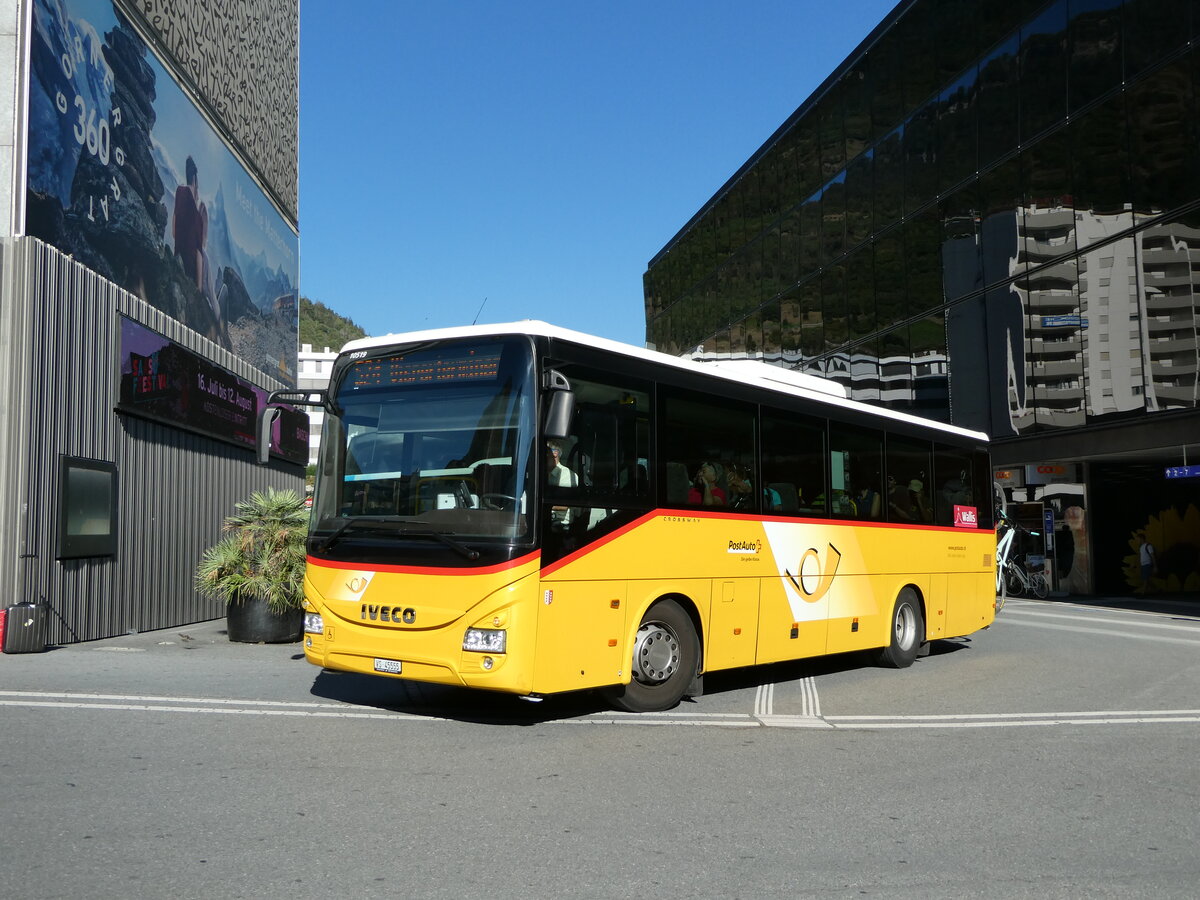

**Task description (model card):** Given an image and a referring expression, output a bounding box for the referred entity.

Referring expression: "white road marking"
[826,712,1200,728]
[997,617,1200,646]
[801,676,821,718]
[1002,607,1200,633]
[753,682,774,717]
[5,690,1197,729]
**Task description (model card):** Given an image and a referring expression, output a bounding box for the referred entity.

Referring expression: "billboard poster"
[118,316,308,466]
[26,0,299,385]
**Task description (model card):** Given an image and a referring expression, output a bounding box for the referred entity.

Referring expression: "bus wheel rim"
[895,604,916,650]
[632,622,680,685]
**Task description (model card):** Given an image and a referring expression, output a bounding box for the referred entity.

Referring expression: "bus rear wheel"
[873,587,924,668]
[604,599,699,713]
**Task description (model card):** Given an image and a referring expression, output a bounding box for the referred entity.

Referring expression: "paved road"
[2,599,1198,898]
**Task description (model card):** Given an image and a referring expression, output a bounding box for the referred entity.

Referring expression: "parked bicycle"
[996,509,1049,604]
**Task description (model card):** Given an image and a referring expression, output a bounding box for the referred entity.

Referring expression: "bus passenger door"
[706,579,759,671]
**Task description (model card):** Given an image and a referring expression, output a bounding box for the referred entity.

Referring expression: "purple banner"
[118,316,307,465]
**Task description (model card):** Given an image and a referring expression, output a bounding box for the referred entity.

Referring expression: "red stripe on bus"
[539,509,991,576]
[539,511,661,577]
[307,550,540,576]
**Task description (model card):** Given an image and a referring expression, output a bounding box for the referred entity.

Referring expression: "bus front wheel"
[873,587,924,668]
[604,599,699,713]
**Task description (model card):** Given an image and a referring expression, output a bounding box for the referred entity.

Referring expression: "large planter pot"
[226,597,303,643]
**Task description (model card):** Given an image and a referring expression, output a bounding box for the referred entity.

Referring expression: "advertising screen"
[118,316,308,465]
[26,0,299,385]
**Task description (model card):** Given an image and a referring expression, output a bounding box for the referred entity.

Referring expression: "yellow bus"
[262,322,995,712]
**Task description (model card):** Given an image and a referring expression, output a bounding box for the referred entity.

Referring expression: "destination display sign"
[346,346,504,390]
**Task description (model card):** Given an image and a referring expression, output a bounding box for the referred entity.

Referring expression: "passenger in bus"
[546,440,579,530]
[688,462,726,506]
[888,475,916,521]
[855,481,882,519]
[726,465,754,510]
[909,478,933,523]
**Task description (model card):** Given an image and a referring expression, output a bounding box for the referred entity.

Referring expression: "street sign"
[1165,465,1200,479]
[1044,508,1055,553]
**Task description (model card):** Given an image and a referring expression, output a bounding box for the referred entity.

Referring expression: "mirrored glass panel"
[849,339,881,405]
[1068,0,1122,113]
[869,35,905,141]
[1022,125,1077,267]
[1123,0,1192,82]
[760,300,782,364]
[817,88,845,182]
[1128,56,1198,224]
[844,62,872,160]
[903,101,937,214]
[937,64,979,194]
[905,209,942,319]
[978,154,1026,287]
[936,0,978,85]
[1138,214,1200,411]
[941,184,983,302]
[1080,235,1144,420]
[823,173,847,260]
[822,264,848,352]
[977,31,1020,168]
[873,125,904,229]
[1019,0,1068,142]
[911,313,950,422]
[1023,258,1085,431]
[846,245,876,343]
[799,192,823,273]
[879,325,912,409]
[799,279,823,359]
[874,230,907,331]
[844,149,873,248]
[780,289,802,365]
[1073,90,1132,247]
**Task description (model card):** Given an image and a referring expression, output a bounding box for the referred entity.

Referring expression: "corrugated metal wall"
[0,237,302,644]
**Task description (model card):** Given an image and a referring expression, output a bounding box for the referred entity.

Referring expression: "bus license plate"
[374,658,402,674]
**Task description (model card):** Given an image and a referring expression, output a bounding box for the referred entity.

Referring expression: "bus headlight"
[304,613,324,635]
[463,628,506,653]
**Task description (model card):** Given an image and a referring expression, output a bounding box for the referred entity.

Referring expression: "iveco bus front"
[261,333,564,696]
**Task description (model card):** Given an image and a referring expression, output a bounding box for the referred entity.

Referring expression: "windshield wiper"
[315,517,420,552]
[399,528,480,561]
[314,518,480,560]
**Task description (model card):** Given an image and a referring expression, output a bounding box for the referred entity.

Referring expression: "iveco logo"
[361,604,416,624]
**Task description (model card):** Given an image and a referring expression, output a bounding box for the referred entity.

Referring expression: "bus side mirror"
[544,390,575,440]
[256,406,280,465]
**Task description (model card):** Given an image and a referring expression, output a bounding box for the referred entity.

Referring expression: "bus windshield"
[310,338,536,558]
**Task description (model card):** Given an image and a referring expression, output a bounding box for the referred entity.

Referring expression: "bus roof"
[341,321,989,444]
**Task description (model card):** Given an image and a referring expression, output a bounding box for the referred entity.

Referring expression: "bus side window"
[828,423,883,520]
[660,390,755,510]
[934,444,975,527]
[761,409,826,517]
[885,436,933,524]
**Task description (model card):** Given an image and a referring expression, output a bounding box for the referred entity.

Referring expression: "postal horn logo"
[785,543,842,604]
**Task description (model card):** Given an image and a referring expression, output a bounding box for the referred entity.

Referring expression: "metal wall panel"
[0,237,301,644]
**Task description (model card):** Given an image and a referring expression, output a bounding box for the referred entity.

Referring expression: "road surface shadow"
[308,638,971,725]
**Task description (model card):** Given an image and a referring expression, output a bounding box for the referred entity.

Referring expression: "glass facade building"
[644,0,1200,595]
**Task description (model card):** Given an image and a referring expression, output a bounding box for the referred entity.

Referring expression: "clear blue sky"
[299,0,898,348]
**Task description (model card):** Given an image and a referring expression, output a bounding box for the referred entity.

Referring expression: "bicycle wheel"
[1003,564,1025,597]
[1030,572,1049,600]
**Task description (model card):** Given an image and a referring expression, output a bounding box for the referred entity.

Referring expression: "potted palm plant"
[196,487,307,643]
